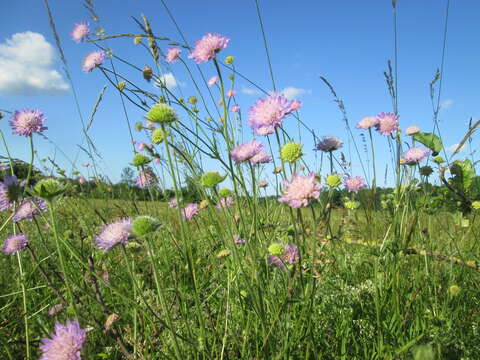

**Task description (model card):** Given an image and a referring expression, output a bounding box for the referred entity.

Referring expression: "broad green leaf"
[412,132,443,156]
[450,159,474,192]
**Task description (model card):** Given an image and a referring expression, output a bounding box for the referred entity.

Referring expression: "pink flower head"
[0,175,20,211]
[2,233,28,255]
[279,173,322,208]
[250,151,272,164]
[154,157,161,164]
[230,139,264,164]
[248,93,294,136]
[401,147,429,165]
[405,125,420,136]
[233,235,245,245]
[39,319,86,360]
[82,162,90,167]
[216,197,234,210]
[82,50,105,72]
[95,218,132,251]
[168,197,178,208]
[290,100,302,111]
[137,142,146,151]
[165,48,181,63]
[315,136,343,152]
[343,176,366,193]
[227,89,236,97]
[182,203,199,221]
[78,176,86,184]
[188,33,230,64]
[13,198,47,223]
[135,167,156,188]
[231,105,240,113]
[10,109,47,137]
[268,243,300,270]
[258,180,268,188]
[356,116,379,130]
[208,76,218,87]
[375,112,399,136]
[71,22,89,43]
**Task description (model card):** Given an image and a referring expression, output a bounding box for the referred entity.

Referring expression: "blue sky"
[1,0,479,185]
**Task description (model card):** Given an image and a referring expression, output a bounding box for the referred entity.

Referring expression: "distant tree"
[120,167,135,186]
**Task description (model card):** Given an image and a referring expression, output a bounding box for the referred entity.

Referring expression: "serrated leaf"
[412,132,443,156]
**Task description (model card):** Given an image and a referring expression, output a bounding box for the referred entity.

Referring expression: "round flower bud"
[134,122,143,132]
[420,166,433,177]
[146,104,178,124]
[133,36,142,45]
[143,65,153,81]
[218,188,232,197]
[280,142,303,163]
[268,243,285,257]
[448,284,461,297]
[472,201,480,211]
[344,200,360,210]
[188,96,198,105]
[433,156,445,164]
[225,56,234,65]
[200,171,226,188]
[117,81,126,91]
[33,178,65,201]
[132,216,160,237]
[151,128,169,144]
[131,153,151,167]
[326,174,342,188]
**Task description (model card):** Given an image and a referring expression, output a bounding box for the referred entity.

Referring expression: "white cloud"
[155,73,183,89]
[281,86,308,100]
[440,98,454,110]
[241,86,262,96]
[0,31,69,95]
[447,143,466,153]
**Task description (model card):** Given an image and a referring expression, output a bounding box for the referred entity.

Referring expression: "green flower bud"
[188,96,198,105]
[134,122,143,132]
[218,188,232,198]
[268,243,285,257]
[225,56,234,65]
[200,171,226,188]
[132,216,160,237]
[131,153,151,167]
[143,65,153,82]
[146,104,178,124]
[151,128,169,144]
[33,178,66,201]
[449,284,461,297]
[117,81,126,91]
[280,142,303,163]
[326,174,342,188]
[433,156,445,164]
[344,200,360,210]
[472,201,480,211]
[228,74,234,81]
[420,166,433,177]
[133,36,142,45]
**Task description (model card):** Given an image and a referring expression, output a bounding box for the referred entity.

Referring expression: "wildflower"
[39,319,86,360]
[405,125,420,136]
[82,162,90,167]
[135,168,156,188]
[356,116,379,130]
[268,243,285,256]
[343,176,366,193]
[132,216,160,237]
[258,180,268,188]
[401,147,429,165]
[279,173,322,208]
[182,203,199,221]
[233,235,245,244]
[168,197,178,208]
[95,218,132,251]
[117,81,126,91]
[375,112,399,136]
[12,198,47,222]
[225,55,234,65]
[216,197,234,210]
[131,153,151,167]
[472,201,480,211]
[165,48,181,63]
[231,105,240,113]
[248,93,294,136]
[433,156,445,164]
[143,66,153,82]
[0,175,20,211]
[2,233,28,255]
[280,142,303,163]
[218,188,232,197]
[250,151,272,164]
[137,142,146,151]
[71,22,89,43]
[151,128,169,144]
[420,166,433,177]
[189,33,230,63]
[201,171,226,188]
[326,174,342,188]
[227,89,236,97]
[449,284,461,297]
[268,243,300,270]
[78,176,86,184]
[230,140,264,164]
[188,96,198,105]
[290,100,302,111]
[146,104,177,124]
[82,50,105,72]
[208,76,218,87]
[344,200,360,210]
[315,136,343,152]
[10,109,47,137]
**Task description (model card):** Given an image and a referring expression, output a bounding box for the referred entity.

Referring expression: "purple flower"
[71,22,89,43]
[182,203,199,221]
[208,76,218,87]
[82,50,105,72]
[248,93,294,136]
[356,116,379,130]
[250,151,272,164]
[290,100,302,111]
[231,105,240,113]
[227,89,236,97]
[233,235,245,245]
[10,109,47,137]
[405,125,420,136]
[0,175,20,211]
[168,197,178,208]
[375,112,399,136]
[343,176,366,193]
[2,233,28,255]
[216,197,234,210]
[95,218,132,251]
[268,243,300,270]
[230,140,264,164]
[401,147,429,164]
[165,48,181,63]
[188,33,229,63]
[315,136,343,152]
[135,167,156,188]
[39,319,86,360]
[279,173,322,208]
[13,198,47,223]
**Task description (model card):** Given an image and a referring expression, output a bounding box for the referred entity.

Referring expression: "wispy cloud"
[0,31,69,95]
[241,86,262,96]
[280,86,309,100]
[447,143,466,153]
[440,98,454,110]
[155,73,183,89]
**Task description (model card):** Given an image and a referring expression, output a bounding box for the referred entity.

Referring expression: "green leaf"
[450,159,474,192]
[412,132,443,155]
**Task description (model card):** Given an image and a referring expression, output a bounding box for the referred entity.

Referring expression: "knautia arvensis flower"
[39,319,87,360]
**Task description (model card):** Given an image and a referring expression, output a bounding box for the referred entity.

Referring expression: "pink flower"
[138,142,146,151]
[343,176,366,193]
[401,147,429,164]
[82,162,90,167]
[230,140,264,164]
[71,22,89,43]
[375,112,399,136]
[258,180,268,188]
[188,33,230,64]
[168,198,178,208]
[39,319,86,359]
[405,125,420,136]
[95,218,132,251]
[227,89,236,97]
[78,176,86,184]
[231,105,240,113]
[82,50,105,72]
[182,203,199,221]
[135,167,156,188]
[10,109,47,137]
[356,116,379,130]
[165,48,181,63]
[248,93,294,136]
[315,136,343,152]
[279,173,322,208]
[2,233,28,255]
[216,197,234,210]
[208,76,218,87]
[268,244,300,270]
[290,100,302,111]
[250,151,272,164]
